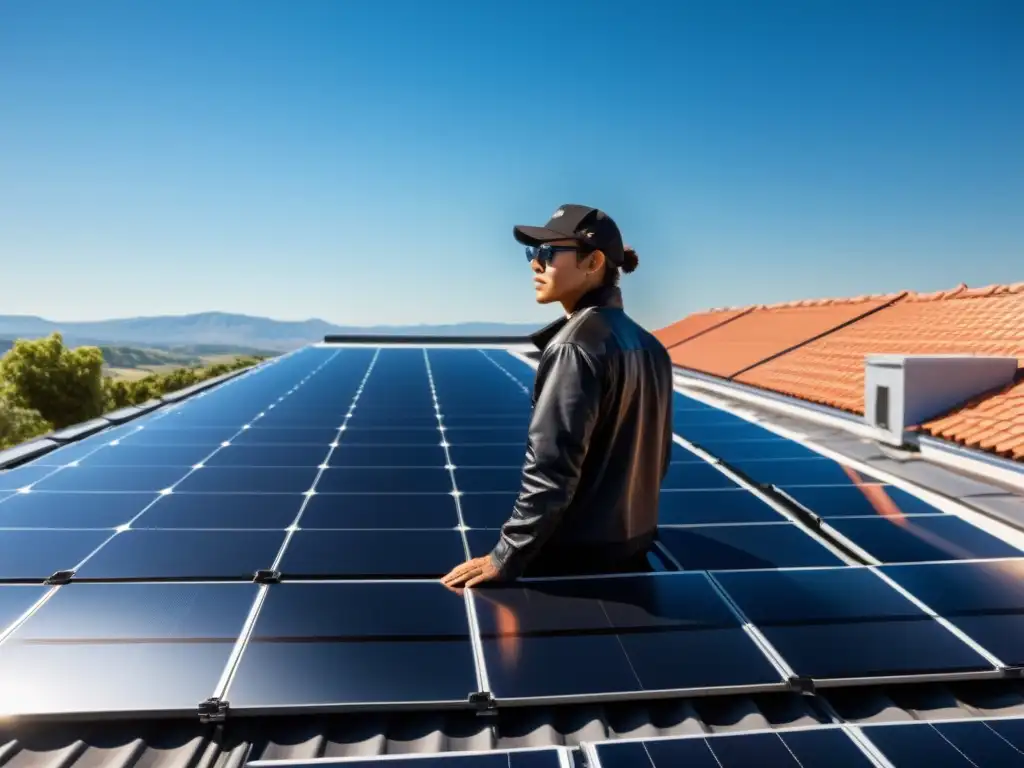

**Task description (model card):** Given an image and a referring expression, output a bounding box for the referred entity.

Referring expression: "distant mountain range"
[0,312,542,352]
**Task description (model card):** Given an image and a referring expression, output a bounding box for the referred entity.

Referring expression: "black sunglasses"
[525,244,581,269]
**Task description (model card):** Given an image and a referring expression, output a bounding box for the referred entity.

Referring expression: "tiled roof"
[653,307,752,350]
[664,293,903,378]
[664,282,1024,461]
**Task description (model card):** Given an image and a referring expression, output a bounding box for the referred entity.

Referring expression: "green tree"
[0,333,104,429]
[0,397,52,450]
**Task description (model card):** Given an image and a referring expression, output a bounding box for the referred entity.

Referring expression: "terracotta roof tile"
[664,281,1024,462]
[691,281,1024,461]
[653,307,752,349]
[667,294,902,378]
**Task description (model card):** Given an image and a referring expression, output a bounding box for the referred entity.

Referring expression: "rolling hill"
[0,312,541,352]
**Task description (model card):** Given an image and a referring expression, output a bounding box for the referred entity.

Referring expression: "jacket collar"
[529,285,623,351]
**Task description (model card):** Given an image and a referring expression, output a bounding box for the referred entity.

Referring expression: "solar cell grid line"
[22,349,346,582]
[422,349,471,560]
[478,348,534,397]
[266,348,382,577]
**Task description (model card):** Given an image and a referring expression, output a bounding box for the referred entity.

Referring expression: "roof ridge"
[905,281,1024,302]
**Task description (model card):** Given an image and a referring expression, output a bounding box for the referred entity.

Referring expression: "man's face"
[529,239,592,306]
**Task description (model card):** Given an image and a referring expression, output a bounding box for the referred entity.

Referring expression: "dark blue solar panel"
[474,573,783,701]
[455,467,523,492]
[175,466,319,493]
[339,428,443,446]
[827,515,1024,563]
[226,581,478,709]
[0,584,48,634]
[714,568,996,681]
[445,427,528,445]
[74,443,215,467]
[72,529,286,580]
[0,582,257,716]
[347,414,443,428]
[880,560,1024,667]
[30,465,188,492]
[231,427,339,445]
[328,445,447,467]
[0,465,58,491]
[449,444,526,467]
[673,410,752,427]
[443,414,531,428]
[695,438,821,462]
[594,728,874,768]
[459,492,516,529]
[0,529,113,581]
[736,458,884,487]
[0,492,157,528]
[204,444,327,467]
[658,523,845,570]
[861,720,1024,767]
[300,492,459,529]
[781,484,946,518]
[662,462,741,490]
[117,426,239,446]
[132,492,303,529]
[657,489,787,525]
[279,529,466,578]
[675,421,776,443]
[316,467,451,493]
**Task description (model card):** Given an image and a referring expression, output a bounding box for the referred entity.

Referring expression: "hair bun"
[622,246,639,274]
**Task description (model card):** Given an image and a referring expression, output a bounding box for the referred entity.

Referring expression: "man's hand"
[441,555,501,589]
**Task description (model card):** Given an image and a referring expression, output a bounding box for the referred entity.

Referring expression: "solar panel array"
[0,344,1022,729]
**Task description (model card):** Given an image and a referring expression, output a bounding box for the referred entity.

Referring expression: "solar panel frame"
[244,745,574,768]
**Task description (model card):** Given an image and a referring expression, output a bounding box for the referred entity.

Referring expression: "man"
[442,204,674,588]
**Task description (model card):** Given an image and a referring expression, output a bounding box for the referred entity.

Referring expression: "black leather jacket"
[489,285,674,578]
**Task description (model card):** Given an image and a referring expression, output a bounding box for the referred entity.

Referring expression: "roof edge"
[323,334,534,345]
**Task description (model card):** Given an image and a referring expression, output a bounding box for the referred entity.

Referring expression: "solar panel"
[0,584,48,634]
[825,515,1024,564]
[299,492,460,529]
[0,464,61,491]
[657,522,846,570]
[712,567,998,684]
[732,458,886,487]
[74,443,215,467]
[0,581,257,717]
[657,488,790,525]
[246,749,570,768]
[692,437,822,462]
[449,444,526,467]
[279,529,467,578]
[72,529,286,581]
[674,421,774,443]
[137,491,303,528]
[0,529,113,582]
[662,461,742,491]
[471,572,787,703]
[224,581,480,711]
[588,727,875,768]
[880,559,1024,667]
[459,492,518,529]
[858,719,1024,767]
[329,445,448,467]
[780,484,947,519]
[0,491,158,528]
[204,444,330,467]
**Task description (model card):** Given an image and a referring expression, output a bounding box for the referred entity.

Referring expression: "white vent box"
[864,354,1018,447]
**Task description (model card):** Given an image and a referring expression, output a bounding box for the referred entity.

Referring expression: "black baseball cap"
[513,204,625,267]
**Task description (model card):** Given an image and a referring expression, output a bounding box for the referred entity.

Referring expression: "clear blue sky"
[1,0,1021,330]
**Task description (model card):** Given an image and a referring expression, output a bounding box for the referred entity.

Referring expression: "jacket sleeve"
[488,342,603,578]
